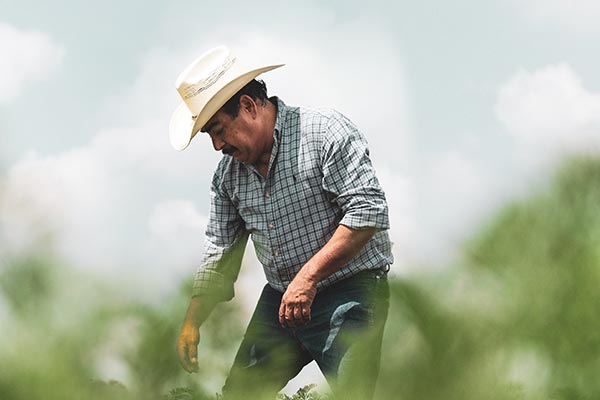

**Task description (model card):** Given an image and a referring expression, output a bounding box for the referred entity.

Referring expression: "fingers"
[278,275,318,328]
[279,302,312,328]
[294,305,311,325]
[177,325,200,373]
[177,341,194,373]
[285,304,296,328]
[301,305,311,324]
[293,305,303,322]
[279,302,286,327]
[188,341,199,373]
[177,340,190,372]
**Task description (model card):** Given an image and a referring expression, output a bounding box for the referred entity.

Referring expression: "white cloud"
[508,0,600,36]
[0,22,64,104]
[377,149,509,273]
[0,148,112,259]
[425,152,488,229]
[0,114,214,296]
[145,199,207,277]
[0,40,217,298]
[495,63,600,167]
[377,169,417,271]
[99,47,192,126]
[148,200,206,242]
[413,151,495,269]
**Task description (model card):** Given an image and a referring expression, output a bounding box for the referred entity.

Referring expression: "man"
[170,46,393,399]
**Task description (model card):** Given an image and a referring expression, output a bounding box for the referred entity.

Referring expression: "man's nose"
[211,136,225,151]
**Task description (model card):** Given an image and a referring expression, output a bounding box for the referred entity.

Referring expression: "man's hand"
[177,296,218,373]
[177,321,200,373]
[277,225,377,329]
[279,273,318,328]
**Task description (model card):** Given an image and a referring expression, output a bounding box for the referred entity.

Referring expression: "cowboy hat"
[169,46,284,151]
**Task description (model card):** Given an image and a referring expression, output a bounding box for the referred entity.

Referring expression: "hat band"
[182,55,236,100]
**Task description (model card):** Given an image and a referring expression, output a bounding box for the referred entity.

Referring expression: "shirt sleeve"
[192,169,248,302]
[320,112,390,230]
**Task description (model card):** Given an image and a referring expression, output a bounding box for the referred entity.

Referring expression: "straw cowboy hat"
[169,46,284,151]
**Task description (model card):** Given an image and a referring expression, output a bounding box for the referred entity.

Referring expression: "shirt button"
[265,191,270,198]
[268,222,275,229]
[273,249,280,257]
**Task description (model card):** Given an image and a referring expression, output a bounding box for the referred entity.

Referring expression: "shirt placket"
[263,177,281,278]
[267,133,286,286]
[249,130,286,289]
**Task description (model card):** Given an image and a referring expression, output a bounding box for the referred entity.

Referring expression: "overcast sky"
[1,0,600,390]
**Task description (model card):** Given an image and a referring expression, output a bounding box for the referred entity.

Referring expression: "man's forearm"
[278,224,377,327]
[297,224,377,285]
[183,296,219,327]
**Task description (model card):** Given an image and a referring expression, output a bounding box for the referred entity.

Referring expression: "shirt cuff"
[339,211,390,230]
[191,269,234,301]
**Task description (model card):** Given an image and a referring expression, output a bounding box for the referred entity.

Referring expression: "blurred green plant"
[376,156,600,400]
[464,156,600,399]
[2,155,600,399]
[0,250,242,400]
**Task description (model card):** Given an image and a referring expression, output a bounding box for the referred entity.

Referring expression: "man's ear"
[239,95,258,118]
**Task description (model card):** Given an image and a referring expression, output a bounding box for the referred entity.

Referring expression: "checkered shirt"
[192,97,393,300]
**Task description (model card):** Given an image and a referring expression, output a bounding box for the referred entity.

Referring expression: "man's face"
[201,105,262,165]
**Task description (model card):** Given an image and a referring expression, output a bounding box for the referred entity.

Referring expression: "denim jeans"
[222,268,390,400]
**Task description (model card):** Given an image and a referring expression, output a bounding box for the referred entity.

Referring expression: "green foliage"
[0,251,242,400]
[0,253,58,315]
[2,156,600,399]
[276,384,327,400]
[160,384,327,400]
[375,156,600,400]
[463,157,600,397]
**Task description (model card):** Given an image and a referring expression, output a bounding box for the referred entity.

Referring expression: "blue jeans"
[222,268,390,400]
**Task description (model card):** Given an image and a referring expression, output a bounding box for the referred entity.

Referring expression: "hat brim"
[169,64,283,151]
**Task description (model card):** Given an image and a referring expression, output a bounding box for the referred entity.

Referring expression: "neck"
[255,100,278,170]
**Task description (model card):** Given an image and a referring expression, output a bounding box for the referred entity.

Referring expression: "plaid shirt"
[192,98,393,300]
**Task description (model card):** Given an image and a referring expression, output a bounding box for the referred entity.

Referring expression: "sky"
[1,0,600,392]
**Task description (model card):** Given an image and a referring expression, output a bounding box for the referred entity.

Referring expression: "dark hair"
[221,79,269,118]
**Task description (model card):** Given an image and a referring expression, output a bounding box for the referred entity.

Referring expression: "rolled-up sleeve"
[192,171,248,301]
[321,112,390,230]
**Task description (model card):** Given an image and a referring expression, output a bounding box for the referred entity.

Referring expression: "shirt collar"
[271,96,287,141]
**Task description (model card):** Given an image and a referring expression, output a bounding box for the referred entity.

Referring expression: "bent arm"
[280,112,389,327]
[298,224,377,285]
[278,224,377,328]
[178,163,247,372]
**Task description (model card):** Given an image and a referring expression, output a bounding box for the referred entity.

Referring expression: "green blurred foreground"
[2,156,600,399]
